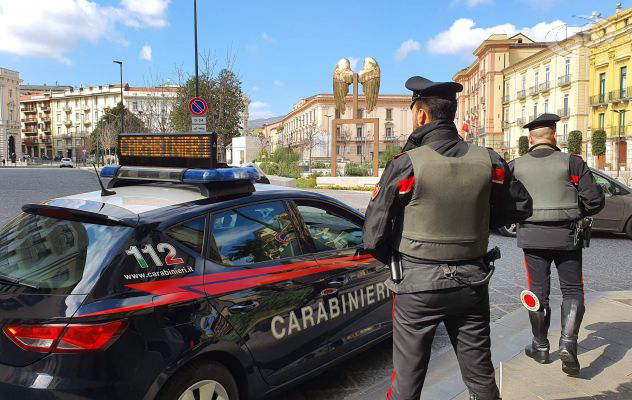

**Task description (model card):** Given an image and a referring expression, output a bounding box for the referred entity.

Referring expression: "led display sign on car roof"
[118,132,216,168]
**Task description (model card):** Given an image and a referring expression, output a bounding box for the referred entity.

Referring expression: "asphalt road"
[1,168,631,400]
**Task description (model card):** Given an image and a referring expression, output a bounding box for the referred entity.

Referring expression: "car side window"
[166,217,206,255]
[295,201,363,252]
[592,173,615,195]
[209,201,301,266]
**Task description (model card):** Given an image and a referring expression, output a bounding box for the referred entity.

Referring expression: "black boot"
[559,298,585,376]
[525,307,551,364]
[469,391,502,400]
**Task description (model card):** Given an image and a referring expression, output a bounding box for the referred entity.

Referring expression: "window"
[336,127,341,136]
[620,67,627,97]
[132,102,138,111]
[563,94,569,113]
[335,109,341,119]
[544,99,549,113]
[619,110,626,131]
[356,126,362,138]
[386,126,392,137]
[57,113,61,122]
[533,103,538,118]
[592,173,617,195]
[563,124,568,141]
[57,140,62,147]
[357,145,362,155]
[209,201,301,266]
[522,75,526,90]
[336,145,340,154]
[57,127,61,135]
[599,113,605,130]
[599,73,606,103]
[75,112,79,121]
[358,108,364,118]
[545,66,550,83]
[167,217,205,254]
[386,108,392,120]
[534,71,539,87]
[296,202,363,252]
[521,106,526,121]
[565,59,571,76]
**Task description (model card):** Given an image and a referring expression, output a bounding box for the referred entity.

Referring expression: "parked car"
[59,158,74,168]
[498,169,632,239]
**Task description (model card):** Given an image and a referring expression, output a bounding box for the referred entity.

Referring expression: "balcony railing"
[23,128,37,135]
[63,106,71,112]
[64,120,72,126]
[23,117,37,123]
[517,90,526,100]
[539,81,551,92]
[22,137,37,145]
[39,135,51,143]
[558,74,572,86]
[384,136,399,141]
[41,106,51,112]
[615,125,629,136]
[609,88,632,102]
[529,86,539,96]
[590,94,607,106]
[502,95,510,104]
[502,121,511,129]
[516,118,525,126]
[22,107,36,113]
[558,108,570,118]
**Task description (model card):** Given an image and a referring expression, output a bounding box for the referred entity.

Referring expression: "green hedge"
[379,146,402,168]
[568,130,583,155]
[518,136,529,156]
[345,162,372,176]
[592,130,606,157]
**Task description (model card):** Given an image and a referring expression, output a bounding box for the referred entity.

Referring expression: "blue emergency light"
[100,165,260,183]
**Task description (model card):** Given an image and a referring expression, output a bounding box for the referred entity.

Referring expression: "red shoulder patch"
[397,176,415,194]
[392,152,405,160]
[570,175,579,185]
[492,168,505,184]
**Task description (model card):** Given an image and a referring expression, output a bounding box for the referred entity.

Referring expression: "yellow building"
[588,5,632,171]
[502,33,591,159]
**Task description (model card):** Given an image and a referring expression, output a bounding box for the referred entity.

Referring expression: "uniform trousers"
[523,249,584,309]
[388,286,499,400]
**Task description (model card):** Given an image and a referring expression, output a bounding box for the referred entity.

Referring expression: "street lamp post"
[324,114,333,158]
[113,61,124,134]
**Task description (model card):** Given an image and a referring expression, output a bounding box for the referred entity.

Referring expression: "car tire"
[157,361,239,400]
[625,218,632,240]
[498,223,517,237]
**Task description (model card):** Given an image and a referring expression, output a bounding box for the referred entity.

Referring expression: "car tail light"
[3,320,127,353]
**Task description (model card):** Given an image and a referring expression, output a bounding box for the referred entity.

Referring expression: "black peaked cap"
[523,113,560,130]
[406,76,463,109]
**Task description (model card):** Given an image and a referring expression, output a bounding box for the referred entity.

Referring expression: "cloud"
[249,101,276,119]
[348,56,359,70]
[251,86,260,92]
[139,44,152,61]
[466,0,491,6]
[427,18,579,56]
[261,32,274,42]
[395,39,421,62]
[0,0,170,63]
[273,80,284,87]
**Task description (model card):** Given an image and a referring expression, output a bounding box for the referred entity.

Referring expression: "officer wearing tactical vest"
[511,113,605,376]
[363,76,533,400]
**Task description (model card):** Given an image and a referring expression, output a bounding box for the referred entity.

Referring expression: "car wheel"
[498,223,517,237]
[157,361,238,400]
[625,218,632,240]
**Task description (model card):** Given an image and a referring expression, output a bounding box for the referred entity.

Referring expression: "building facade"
[262,120,283,152]
[502,34,591,160]
[454,34,547,152]
[0,67,21,163]
[588,5,632,172]
[49,84,177,161]
[20,92,54,158]
[279,94,412,164]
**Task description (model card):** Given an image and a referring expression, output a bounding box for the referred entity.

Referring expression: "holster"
[573,217,593,248]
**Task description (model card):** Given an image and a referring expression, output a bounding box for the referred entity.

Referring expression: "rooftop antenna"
[92,164,116,196]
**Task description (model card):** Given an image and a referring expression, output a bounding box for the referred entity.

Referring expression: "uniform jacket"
[362,120,533,293]
[509,144,605,250]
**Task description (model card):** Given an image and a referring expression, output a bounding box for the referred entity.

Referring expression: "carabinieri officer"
[510,113,605,375]
[362,76,533,400]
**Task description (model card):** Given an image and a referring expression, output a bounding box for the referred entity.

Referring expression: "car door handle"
[327,277,346,287]
[229,301,259,314]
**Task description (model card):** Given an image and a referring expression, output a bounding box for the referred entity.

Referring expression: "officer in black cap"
[510,113,605,375]
[363,76,533,400]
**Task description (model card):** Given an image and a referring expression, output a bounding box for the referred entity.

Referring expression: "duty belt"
[574,217,593,248]
[442,247,501,287]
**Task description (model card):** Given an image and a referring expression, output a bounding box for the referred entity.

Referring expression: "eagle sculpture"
[333,58,353,115]
[359,57,380,113]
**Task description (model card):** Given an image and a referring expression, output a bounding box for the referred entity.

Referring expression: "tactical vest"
[394,144,492,262]
[513,146,580,222]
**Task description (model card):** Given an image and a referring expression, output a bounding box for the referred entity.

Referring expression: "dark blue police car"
[0,164,391,399]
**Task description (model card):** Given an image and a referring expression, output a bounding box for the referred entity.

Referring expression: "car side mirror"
[612,186,622,196]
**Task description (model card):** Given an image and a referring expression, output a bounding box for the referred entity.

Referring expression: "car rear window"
[0,213,132,293]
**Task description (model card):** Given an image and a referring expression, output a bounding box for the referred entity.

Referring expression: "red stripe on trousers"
[523,255,532,290]
[388,293,396,400]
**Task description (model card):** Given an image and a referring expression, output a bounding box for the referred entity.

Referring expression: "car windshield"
[0,213,132,294]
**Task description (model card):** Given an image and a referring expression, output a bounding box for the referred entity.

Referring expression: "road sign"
[189,97,208,116]
[192,124,206,132]
[191,116,206,125]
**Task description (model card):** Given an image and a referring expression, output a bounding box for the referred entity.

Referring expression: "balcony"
[502,95,510,104]
[22,107,36,114]
[539,81,551,92]
[558,108,570,118]
[478,127,486,136]
[384,136,399,141]
[609,88,632,102]
[502,121,511,129]
[40,115,51,122]
[41,106,50,113]
[83,105,91,112]
[42,124,51,133]
[517,90,526,100]
[615,125,629,136]
[83,119,91,125]
[22,137,38,145]
[23,117,37,124]
[590,94,607,106]
[39,135,51,144]
[64,120,72,127]
[529,86,540,96]
[516,118,525,126]
[63,106,71,112]
[558,74,572,86]
[23,127,37,136]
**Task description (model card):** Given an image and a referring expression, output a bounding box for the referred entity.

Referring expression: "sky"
[0,0,625,120]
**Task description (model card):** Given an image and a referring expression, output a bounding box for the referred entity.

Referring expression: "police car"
[0,151,391,399]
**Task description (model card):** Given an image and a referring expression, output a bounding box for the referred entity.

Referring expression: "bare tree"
[138,72,176,133]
